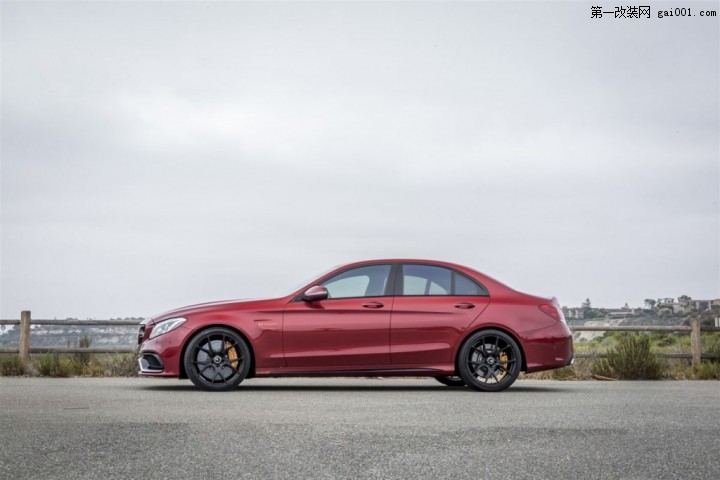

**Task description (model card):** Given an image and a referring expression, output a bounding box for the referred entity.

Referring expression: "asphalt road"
[1,378,718,480]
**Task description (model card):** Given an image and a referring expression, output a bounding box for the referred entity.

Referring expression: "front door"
[283,264,393,367]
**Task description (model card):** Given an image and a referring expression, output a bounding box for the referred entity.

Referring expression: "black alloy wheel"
[434,376,466,387]
[458,329,522,392]
[183,327,251,391]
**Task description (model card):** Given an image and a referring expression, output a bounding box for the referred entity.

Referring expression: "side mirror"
[303,285,328,302]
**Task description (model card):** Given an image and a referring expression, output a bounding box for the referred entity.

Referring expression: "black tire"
[458,329,522,392]
[434,376,466,387]
[183,327,251,391]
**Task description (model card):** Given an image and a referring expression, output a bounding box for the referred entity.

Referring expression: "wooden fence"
[570,321,720,368]
[1,311,719,368]
[0,311,140,361]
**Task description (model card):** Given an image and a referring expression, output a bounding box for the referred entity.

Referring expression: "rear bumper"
[521,323,574,373]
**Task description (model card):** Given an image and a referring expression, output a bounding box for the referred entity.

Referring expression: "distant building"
[564,297,720,319]
[672,298,720,314]
[605,307,640,318]
[562,307,584,320]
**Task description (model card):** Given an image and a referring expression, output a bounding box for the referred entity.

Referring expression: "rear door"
[390,263,490,365]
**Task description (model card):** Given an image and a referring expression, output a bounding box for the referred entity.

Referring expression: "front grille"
[137,325,145,345]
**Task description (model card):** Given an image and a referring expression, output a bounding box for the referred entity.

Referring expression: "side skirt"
[252,367,453,378]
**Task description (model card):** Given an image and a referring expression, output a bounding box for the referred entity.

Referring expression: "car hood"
[144,297,282,325]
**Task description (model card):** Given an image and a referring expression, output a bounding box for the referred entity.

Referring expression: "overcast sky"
[1,1,718,319]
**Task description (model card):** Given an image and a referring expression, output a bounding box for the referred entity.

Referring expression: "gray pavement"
[1,377,718,479]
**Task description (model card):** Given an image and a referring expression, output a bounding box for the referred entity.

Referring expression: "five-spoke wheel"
[458,329,521,392]
[183,327,251,391]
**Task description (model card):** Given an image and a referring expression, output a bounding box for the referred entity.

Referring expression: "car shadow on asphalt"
[135,382,570,393]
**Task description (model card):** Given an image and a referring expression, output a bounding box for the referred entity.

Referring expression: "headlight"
[149,317,187,339]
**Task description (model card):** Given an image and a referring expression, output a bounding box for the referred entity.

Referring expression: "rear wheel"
[458,329,522,392]
[434,376,466,387]
[183,327,251,391]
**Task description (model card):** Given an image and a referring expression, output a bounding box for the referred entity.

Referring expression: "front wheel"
[458,329,522,392]
[183,327,251,391]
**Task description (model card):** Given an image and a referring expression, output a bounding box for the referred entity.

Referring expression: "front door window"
[321,264,391,299]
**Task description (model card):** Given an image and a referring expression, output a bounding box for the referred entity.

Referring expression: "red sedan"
[138,259,573,391]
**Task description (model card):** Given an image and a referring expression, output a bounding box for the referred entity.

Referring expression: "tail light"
[539,303,564,323]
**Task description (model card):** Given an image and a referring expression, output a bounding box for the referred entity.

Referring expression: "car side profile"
[138,259,574,392]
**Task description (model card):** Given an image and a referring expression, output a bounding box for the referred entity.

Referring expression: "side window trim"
[387,263,401,296]
[393,263,404,297]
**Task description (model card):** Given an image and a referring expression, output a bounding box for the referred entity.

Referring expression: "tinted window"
[402,265,452,296]
[454,272,485,295]
[400,264,489,296]
[321,265,391,299]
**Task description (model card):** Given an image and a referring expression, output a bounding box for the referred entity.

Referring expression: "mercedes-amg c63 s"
[138,259,573,391]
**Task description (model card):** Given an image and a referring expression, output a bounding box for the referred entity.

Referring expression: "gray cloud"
[2,1,718,318]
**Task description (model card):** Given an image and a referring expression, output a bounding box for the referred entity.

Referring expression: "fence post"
[19,311,31,364]
[690,319,701,369]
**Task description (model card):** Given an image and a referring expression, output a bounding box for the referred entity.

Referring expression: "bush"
[0,356,27,376]
[696,362,720,380]
[706,339,720,364]
[100,352,138,377]
[72,335,92,367]
[694,339,720,379]
[652,334,679,348]
[591,334,667,379]
[35,353,73,377]
[29,350,137,377]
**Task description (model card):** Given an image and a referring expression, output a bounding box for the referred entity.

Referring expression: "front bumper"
[137,325,189,377]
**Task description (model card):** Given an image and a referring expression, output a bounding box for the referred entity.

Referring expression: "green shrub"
[101,352,138,377]
[694,339,720,379]
[653,334,679,348]
[35,353,73,377]
[72,335,92,367]
[666,359,694,380]
[0,356,27,376]
[32,350,137,377]
[591,334,667,379]
[706,339,720,364]
[696,362,720,380]
[592,358,614,378]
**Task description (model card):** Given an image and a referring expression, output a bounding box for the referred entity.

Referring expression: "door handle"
[454,302,475,309]
[362,302,384,309]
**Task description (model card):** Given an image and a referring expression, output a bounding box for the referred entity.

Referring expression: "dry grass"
[0,352,138,378]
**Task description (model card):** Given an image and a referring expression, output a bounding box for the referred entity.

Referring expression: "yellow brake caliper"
[498,352,508,380]
[226,341,239,369]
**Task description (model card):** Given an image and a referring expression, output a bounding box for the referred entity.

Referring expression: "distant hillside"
[0,323,139,348]
[568,311,717,343]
